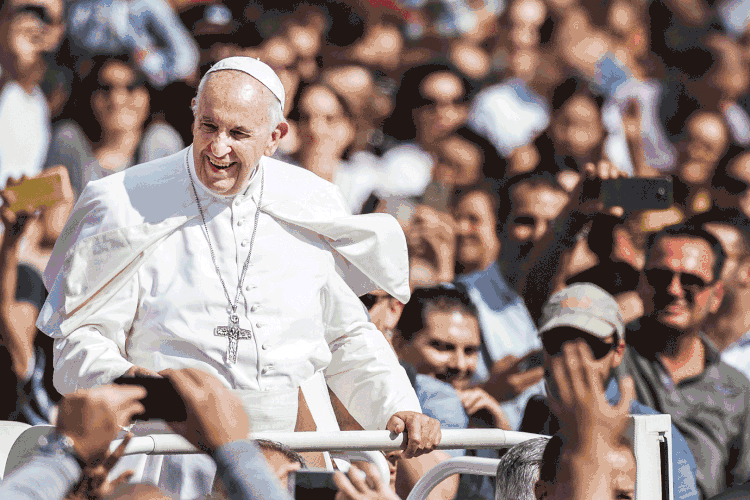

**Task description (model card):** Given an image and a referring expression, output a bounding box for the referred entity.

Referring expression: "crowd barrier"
[1,417,673,500]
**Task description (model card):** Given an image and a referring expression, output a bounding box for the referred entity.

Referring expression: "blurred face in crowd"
[434,135,482,186]
[552,95,603,158]
[4,0,65,72]
[708,35,750,101]
[106,483,172,499]
[449,42,491,81]
[504,181,569,259]
[727,152,750,216]
[298,84,355,154]
[349,23,403,72]
[640,236,724,333]
[322,65,372,118]
[414,72,467,144]
[394,307,481,390]
[92,60,149,135]
[454,190,500,273]
[541,330,624,405]
[263,36,300,114]
[364,291,404,343]
[191,71,287,196]
[679,112,729,185]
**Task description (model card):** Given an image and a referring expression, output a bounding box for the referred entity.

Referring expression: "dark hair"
[497,171,562,233]
[538,434,565,485]
[382,63,471,141]
[551,77,604,114]
[395,283,478,342]
[255,439,307,468]
[645,222,727,281]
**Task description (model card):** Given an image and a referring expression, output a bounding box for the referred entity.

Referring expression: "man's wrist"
[38,431,87,470]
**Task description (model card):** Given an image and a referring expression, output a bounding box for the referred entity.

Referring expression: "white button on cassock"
[241,240,249,247]
[251,304,259,312]
[237,219,245,226]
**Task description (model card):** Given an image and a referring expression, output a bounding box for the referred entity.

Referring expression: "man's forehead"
[511,182,568,215]
[649,235,716,272]
[424,309,481,343]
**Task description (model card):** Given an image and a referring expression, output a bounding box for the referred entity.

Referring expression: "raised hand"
[56,385,146,464]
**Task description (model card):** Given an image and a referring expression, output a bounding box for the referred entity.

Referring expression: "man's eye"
[465,347,478,355]
[513,216,536,226]
[231,131,249,139]
[201,123,217,131]
[429,341,451,351]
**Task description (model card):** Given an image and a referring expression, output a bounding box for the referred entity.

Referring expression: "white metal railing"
[406,457,500,500]
[107,429,544,455]
[3,418,673,500]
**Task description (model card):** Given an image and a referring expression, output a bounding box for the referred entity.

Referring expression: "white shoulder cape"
[38,148,411,337]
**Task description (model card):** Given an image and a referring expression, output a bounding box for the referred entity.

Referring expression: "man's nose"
[532,220,547,242]
[211,134,231,157]
[452,350,469,373]
[668,273,684,297]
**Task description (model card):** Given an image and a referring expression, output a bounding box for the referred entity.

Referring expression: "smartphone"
[599,177,673,211]
[113,375,188,422]
[291,470,339,500]
[4,172,65,213]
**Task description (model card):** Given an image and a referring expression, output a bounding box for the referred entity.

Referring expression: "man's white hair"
[495,437,549,500]
[192,70,285,133]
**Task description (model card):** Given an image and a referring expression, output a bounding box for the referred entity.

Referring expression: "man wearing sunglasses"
[519,282,700,500]
[618,223,750,499]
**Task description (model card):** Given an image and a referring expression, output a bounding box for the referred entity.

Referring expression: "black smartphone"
[599,177,673,211]
[113,375,188,422]
[291,470,339,500]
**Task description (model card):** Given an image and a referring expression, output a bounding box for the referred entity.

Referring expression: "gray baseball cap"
[538,283,625,340]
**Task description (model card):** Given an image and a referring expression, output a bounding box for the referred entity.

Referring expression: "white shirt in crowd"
[0,75,50,188]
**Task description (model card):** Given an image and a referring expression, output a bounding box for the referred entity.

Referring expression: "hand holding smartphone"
[3,171,66,213]
[112,375,188,422]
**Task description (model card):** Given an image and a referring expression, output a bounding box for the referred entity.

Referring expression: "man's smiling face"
[191,71,286,196]
[399,308,481,390]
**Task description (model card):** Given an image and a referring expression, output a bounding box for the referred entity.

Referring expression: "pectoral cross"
[215,314,252,365]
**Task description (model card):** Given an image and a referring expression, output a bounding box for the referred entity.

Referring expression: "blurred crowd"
[4,0,750,497]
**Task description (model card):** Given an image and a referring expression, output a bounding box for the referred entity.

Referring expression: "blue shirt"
[721,331,750,381]
[413,373,468,458]
[456,263,544,431]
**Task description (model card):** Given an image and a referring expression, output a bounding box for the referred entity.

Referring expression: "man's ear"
[737,260,750,288]
[264,121,290,156]
[709,281,725,313]
[534,480,550,500]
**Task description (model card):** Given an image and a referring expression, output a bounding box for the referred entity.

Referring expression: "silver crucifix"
[215,314,252,365]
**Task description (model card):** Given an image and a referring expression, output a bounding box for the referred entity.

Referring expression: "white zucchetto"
[204,56,286,111]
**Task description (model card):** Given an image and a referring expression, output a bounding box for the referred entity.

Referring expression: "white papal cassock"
[36,147,421,498]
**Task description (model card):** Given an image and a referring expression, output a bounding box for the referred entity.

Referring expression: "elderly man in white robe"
[36,57,439,498]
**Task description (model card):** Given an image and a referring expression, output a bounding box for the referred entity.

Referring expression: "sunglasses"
[541,327,617,360]
[360,293,386,310]
[643,268,712,294]
[13,4,59,25]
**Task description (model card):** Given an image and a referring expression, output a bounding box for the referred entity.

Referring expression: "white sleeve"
[322,269,421,430]
[50,275,139,395]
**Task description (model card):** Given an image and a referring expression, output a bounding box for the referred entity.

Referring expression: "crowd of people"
[3,0,750,497]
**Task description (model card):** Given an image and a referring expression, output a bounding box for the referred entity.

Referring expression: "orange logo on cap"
[560,297,593,309]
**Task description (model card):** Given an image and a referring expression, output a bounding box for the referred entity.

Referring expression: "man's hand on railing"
[334,462,400,500]
[57,384,147,464]
[385,412,441,459]
[162,367,251,454]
